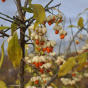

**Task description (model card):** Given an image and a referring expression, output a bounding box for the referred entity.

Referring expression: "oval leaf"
[58,57,76,77]
[0,80,7,88]
[31,4,46,29]
[77,17,84,29]
[0,41,4,68]
[7,32,22,68]
[0,26,10,30]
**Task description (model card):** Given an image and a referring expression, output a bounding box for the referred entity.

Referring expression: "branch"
[0,12,13,20]
[45,73,58,88]
[45,0,53,8]
[69,18,78,54]
[16,0,24,20]
[64,29,82,58]
[0,30,10,37]
[24,0,29,15]
[45,3,61,11]
[0,16,13,23]
[26,3,61,28]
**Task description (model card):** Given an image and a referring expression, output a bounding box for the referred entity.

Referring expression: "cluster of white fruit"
[45,14,63,25]
[26,74,52,88]
[25,11,68,88]
[26,86,53,88]
[61,71,88,86]
[25,53,65,88]
[25,54,54,72]
[28,25,58,54]
[55,56,65,65]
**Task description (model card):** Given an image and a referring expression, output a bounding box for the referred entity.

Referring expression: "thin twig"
[64,29,82,58]
[0,12,13,20]
[0,16,13,23]
[24,0,29,15]
[45,0,53,8]
[45,3,61,11]
[0,31,10,37]
[69,18,78,54]
[16,0,24,20]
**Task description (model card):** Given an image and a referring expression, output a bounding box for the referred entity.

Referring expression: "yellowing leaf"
[77,17,84,29]
[30,4,46,29]
[51,83,57,88]
[25,65,33,73]
[68,25,77,28]
[25,81,32,87]
[11,22,17,35]
[76,52,88,64]
[75,52,88,71]
[25,45,29,56]
[0,42,4,68]
[29,0,32,4]
[7,32,22,68]
[0,80,7,88]
[0,26,10,30]
[58,57,76,77]
[22,7,33,13]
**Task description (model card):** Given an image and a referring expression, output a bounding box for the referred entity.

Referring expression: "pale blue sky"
[0,0,88,25]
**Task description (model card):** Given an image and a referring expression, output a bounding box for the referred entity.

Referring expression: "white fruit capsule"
[58,25,62,30]
[35,35,39,40]
[39,36,42,40]
[63,31,67,35]
[44,63,52,68]
[42,27,47,34]
[47,42,51,47]
[50,52,56,56]
[35,27,38,31]
[31,32,36,37]
[28,25,34,30]
[32,56,39,62]
[50,40,56,47]
[84,73,88,77]
[47,86,53,88]
[59,29,64,35]
[47,16,51,21]
[38,27,42,33]
[25,57,29,60]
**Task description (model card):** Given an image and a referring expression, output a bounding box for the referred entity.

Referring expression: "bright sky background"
[0,0,88,53]
[0,0,88,24]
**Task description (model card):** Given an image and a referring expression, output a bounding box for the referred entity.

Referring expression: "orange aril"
[35,39,39,45]
[1,0,6,2]
[60,34,65,39]
[34,80,39,84]
[55,30,59,34]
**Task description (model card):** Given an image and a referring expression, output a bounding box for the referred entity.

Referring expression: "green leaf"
[77,17,84,29]
[0,42,4,68]
[51,83,58,88]
[0,26,10,30]
[25,65,33,73]
[7,32,22,68]
[0,80,7,88]
[11,22,17,35]
[30,4,46,29]
[29,0,32,4]
[58,57,76,77]
[25,45,29,56]
[22,7,33,13]
[25,81,32,87]
[75,52,88,71]
[68,25,77,28]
